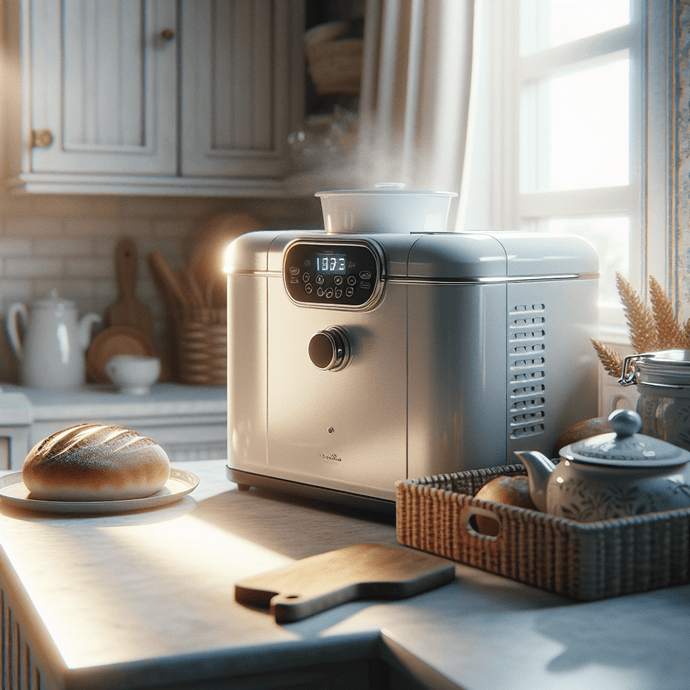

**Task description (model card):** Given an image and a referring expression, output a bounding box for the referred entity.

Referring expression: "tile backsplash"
[0,194,322,383]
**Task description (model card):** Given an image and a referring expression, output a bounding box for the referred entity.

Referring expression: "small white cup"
[105,355,161,395]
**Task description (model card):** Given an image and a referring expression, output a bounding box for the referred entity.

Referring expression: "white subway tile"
[51,279,99,303]
[4,257,62,278]
[152,219,193,238]
[117,221,155,242]
[34,238,95,258]
[0,279,32,305]
[64,257,111,278]
[0,238,32,256]
[4,217,63,237]
[94,280,119,303]
[65,218,123,238]
[94,238,119,258]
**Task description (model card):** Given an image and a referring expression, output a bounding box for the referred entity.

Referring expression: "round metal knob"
[308,326,350,371]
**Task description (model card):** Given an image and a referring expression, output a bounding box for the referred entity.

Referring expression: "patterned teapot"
[515,409,690,522]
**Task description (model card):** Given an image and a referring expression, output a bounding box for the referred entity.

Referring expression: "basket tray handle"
[462,506,503,541]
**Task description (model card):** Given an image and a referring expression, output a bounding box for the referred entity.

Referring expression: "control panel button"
[347,275,356,286]
[359,270,372,280]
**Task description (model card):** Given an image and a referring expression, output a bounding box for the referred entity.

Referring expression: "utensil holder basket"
[396,464,690,601]
[175,308,226,386]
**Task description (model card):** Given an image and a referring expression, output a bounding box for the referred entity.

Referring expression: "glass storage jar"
[619,350,690,451]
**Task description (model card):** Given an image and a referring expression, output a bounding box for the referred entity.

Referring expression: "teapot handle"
[6,303,28,361]
[79,313,102,350]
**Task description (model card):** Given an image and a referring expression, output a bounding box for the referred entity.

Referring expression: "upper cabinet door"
[180,0,295,179]
[29,0,178,175]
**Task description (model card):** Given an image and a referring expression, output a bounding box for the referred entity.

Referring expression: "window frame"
[461,0,674,345]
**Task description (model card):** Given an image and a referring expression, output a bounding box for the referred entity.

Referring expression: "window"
[461,0,671,343]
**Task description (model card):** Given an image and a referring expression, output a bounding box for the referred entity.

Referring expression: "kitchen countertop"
[1,460,689,690]
[0,382,226,420]
[0,384,227,467]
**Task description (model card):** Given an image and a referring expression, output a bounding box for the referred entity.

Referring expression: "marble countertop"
[0,382,226,421]
[1,460,689,690]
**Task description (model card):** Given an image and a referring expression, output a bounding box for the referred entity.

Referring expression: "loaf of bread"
[22,424,170,501]
[474,475,535,510]
[473,475,537,536]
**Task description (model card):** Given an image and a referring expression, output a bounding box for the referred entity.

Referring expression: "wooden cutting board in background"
[235,543,455,623]
[107,238,156,343]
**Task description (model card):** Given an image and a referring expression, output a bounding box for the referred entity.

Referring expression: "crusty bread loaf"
[22,424,170,501]
[473,475,537,536]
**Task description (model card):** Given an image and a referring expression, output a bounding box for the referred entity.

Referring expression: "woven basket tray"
[396,464,690,601]
[175,308,226,386]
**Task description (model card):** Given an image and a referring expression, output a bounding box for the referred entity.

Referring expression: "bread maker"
[225,189,599,510]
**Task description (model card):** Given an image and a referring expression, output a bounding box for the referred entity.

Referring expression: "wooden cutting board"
[108,239,155,343]
[235,543,455,623]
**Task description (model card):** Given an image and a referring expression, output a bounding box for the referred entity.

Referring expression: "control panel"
[283,240,384,309]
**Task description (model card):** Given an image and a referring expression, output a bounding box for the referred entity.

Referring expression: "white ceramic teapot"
[515,409,690,522]
[6,289,101,388]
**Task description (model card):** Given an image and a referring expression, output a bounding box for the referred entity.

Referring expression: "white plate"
[0,468,199,515]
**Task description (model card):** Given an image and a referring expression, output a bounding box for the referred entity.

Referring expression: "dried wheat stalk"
[590,338,623,378]
[616,272,659,353]
[593,274,690,377]
[649,275,689,349]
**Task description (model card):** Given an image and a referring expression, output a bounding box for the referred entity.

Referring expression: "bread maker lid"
[404,231,599,280]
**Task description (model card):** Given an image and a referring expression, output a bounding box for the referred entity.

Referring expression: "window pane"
[521,58,630,192]
[520,0,630,54]
[550,0,630,47]
[546,216,629,309]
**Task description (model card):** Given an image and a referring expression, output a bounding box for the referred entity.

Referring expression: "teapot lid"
[35,288,74,309]
[561,409,690,467]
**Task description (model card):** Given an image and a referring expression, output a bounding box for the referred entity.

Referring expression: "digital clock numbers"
[315,254,346,274]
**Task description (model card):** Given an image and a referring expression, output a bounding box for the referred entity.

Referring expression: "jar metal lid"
[619,350,690,388]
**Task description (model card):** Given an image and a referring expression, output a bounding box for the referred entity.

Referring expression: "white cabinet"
[29,0,178,177]
[180,1,294,180]
[6,0,304,196]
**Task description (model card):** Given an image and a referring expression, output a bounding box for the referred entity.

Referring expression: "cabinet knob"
[160,28,175,42]
[30,129,53,148]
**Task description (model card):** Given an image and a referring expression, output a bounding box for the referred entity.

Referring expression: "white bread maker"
[225,203,599,510]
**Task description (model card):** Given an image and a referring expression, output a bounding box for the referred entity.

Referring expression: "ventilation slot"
[508,303,547,440]
[2,588,42,690]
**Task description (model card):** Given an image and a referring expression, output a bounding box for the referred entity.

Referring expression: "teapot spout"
[514,450,556,513]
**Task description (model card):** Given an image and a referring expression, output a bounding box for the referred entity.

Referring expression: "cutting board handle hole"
[285,594,300,600]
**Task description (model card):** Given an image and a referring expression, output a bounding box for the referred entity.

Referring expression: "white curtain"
[358,0,475,209]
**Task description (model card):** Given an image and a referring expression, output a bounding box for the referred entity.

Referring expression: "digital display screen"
[315,254,346,274]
